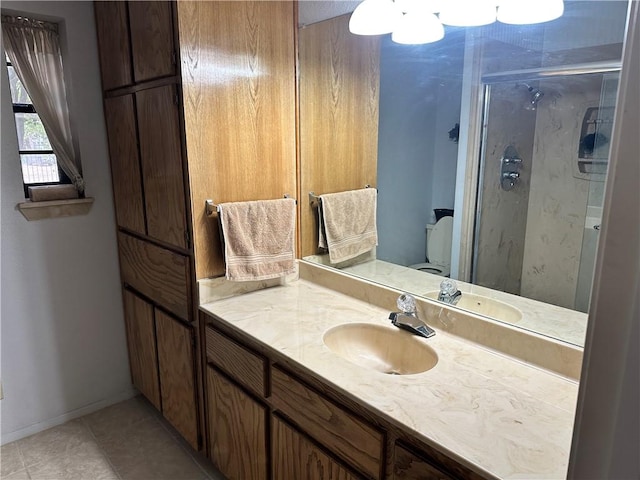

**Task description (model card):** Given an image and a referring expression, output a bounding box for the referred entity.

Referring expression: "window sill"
[17,197,94,221]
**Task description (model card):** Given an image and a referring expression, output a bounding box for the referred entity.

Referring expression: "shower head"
[517,83,544,110]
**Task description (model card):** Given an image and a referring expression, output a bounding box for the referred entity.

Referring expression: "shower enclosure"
[472,64,620,312]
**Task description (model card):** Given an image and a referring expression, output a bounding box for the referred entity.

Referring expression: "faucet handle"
[397,293,416,315]
[439,279,458,295]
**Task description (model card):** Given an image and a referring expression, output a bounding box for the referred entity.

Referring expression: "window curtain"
[2,15,84,193]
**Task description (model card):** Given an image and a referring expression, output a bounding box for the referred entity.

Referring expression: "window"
[2,14,84,199]
[6,54,72,197]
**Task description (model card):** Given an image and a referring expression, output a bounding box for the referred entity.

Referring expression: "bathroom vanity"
[199,264,579,480]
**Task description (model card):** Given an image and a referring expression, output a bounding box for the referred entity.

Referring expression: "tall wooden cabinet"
[103,85,188,249]
[96,0,197,450]
[95,0,297,457]
[94,1,176,90]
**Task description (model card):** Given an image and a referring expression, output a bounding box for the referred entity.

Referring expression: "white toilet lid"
[427,216,453,267]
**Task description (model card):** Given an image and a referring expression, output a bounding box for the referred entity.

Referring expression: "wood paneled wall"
[298,14,381,258]
[177,1,297,280]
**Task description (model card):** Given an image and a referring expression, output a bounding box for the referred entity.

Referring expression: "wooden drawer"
[205,326,267,398]
[118,232,190,320]
[394,443,456,480]
[271,366,384,479]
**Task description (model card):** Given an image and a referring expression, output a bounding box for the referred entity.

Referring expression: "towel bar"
[308,185,375,208]
[205,195,296,216]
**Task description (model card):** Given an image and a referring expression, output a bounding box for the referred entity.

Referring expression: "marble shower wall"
[520,76,603,309]
[475,83,536,295]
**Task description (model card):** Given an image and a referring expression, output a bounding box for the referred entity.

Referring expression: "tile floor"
[1,396,226,480]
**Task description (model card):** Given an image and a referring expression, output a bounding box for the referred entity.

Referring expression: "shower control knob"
[502,172,520,180]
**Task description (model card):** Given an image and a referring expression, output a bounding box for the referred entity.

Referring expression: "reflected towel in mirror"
[319,188,378,263]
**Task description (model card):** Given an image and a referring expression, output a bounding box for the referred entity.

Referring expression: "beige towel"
[219,198,296,281]
[318,188,378,263]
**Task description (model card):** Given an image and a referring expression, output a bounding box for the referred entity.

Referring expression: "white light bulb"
[394,0,441,14]
[438,0,497,27]
[349,0,403,35]
[497,0,564,24]
[392,11,444,44]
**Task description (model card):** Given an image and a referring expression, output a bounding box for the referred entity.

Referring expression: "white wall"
[376,41,436,266]
[377,38,462,266]
[569,3,639,475]
[430,78,462,223]
[1,1,133,443]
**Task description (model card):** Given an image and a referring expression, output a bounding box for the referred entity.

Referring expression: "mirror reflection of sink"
[323,323,438,375]
[425,291,522,324]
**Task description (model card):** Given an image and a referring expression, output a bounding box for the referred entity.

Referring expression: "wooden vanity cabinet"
[206,366,268,480]
[204,326,269,480]
[202,314,487,480]
[393,443,457,480]
[272,415,358,480]
[203,319,381,480]
[270,366,384,479]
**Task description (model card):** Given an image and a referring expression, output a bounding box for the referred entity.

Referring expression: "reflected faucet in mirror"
[438,279,462,306]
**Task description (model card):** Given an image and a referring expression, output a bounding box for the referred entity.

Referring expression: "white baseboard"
[0,387,138,445]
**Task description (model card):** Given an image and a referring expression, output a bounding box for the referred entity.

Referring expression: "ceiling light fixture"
[438,0,497,27]
[497,0,565,25]
[392,10,445,44]
[349,0,565,45]
[348,0,403,35]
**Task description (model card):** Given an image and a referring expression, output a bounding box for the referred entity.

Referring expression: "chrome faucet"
[438,279,462,305]
[389,293,435,339]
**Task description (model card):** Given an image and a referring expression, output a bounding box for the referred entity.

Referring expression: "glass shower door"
[473,70,621,311]
[574,72,620,312]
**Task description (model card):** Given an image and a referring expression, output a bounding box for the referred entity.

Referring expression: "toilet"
[409,216,453,277]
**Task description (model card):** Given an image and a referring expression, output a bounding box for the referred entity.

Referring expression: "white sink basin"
[425,291,522,324]
[323,323,438,375]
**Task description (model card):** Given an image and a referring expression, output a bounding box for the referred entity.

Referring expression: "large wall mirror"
[298,0,632,347]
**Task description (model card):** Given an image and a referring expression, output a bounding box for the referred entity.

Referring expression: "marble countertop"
[200,279,579,480]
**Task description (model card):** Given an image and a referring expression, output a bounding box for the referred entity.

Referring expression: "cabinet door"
[136,85,187,249]
[94,1,133,90]
[271,367,383,479]
[128,1,175,83]
[122,289,161,410]
[207,366,267,480]
[104,95,146,235]
[394,444,457,480]
[155,311,198,450]
[272,416,358,480]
